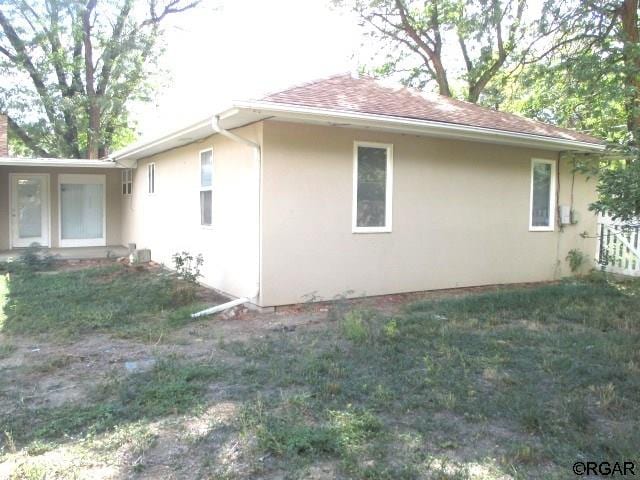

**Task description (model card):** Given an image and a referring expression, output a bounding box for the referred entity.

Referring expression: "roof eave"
[107,101,605,164]
[0,157,121,168]
[233,100,606,153]
[108,118,214,165]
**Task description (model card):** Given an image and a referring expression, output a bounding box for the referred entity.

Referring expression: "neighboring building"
[0,74,605,307]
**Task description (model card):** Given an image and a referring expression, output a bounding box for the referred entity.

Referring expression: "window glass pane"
[200,190,212,225]
[148,164,154,193]
[127,183,132,195]
[61,183,104,239]
[532,162,552,227]
[122,183,127,195]
[17,179,42,238]
[201,151,213,187]
[357,146,387,227]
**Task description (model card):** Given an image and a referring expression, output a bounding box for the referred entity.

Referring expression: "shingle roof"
[261,74,602,145]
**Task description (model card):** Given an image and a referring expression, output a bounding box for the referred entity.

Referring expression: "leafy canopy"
[0,0,199,158]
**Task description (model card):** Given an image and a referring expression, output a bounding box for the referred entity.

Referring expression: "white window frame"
[147,163,155,194]
[529,158,556,232]
[352,141,394,233]
[58,173,106,247]
[199,148,213,227]
[121,169,132,196]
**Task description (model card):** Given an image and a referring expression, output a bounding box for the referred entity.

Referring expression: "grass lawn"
[0,263,221,340]
[0,266,639,479]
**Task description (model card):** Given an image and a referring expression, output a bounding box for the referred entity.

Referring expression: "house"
[0,74,605,307]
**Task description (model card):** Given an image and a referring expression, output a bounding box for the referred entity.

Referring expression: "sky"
[133,0,361,137]
[132,0,546,138]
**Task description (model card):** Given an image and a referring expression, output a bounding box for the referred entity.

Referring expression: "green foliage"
[240,401,381,458]
[0,0,199,157]
[0,264,202,339]
[340,309,372,343]
[172,251,204,283]
[343,0,533,103]
[14,243,56,273]
[566,249,587,274]
[591,156,640,221]
[116,358,222,418]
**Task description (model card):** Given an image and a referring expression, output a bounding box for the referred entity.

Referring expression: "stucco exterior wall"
[0,166,122,250]
[259,120,598,307]
[120,123,261,299]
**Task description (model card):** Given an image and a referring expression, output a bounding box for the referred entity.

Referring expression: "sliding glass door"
[59,174,106,247]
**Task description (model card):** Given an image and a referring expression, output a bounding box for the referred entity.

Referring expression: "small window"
[529,158,556,231]
[121,169,132,195]
[200,149,213,226]
[353,142,393,233]
[147,163,155,194]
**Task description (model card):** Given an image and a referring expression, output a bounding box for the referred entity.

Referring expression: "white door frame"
[58,173,107,247]
[9,173,51,249]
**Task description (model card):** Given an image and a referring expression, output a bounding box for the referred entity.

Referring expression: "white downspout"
[191,115,262,318]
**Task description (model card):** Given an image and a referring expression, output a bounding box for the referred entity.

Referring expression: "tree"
[342,0,537,103]
[501,0,634,143]
[498,0,640,219]
[0,0,199,159]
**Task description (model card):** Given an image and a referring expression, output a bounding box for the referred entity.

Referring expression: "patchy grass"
[1,274,639,479]
[224,276,640,478]
[0,343,15,360]
[3,356,223,448]
[0,264,213,340]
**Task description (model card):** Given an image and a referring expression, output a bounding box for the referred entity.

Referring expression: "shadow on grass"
[2,357,225,448]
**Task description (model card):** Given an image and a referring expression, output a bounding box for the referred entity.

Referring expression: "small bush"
[341,309,373,343]
[15,243,56,272]
[566,248,587,274]
[172,251,204,283]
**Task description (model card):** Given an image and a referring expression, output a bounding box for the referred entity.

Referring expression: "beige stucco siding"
[0,166,122,250]
[120,123,261,299]
[260,120,598,306]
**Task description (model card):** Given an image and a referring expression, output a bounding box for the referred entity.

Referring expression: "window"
[200,149,213,226]
[59,174,105,247]
[121,169,132,195]
[147,163,155,194]
[529,158,556,231]
[353,142,393,233]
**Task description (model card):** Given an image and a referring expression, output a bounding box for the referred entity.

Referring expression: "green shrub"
[566,248,587,273]
[341,309,372,343]
[172,251,203,283]
[15,243,56,273]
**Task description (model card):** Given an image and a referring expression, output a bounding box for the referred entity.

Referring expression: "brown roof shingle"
[261,74,602,145]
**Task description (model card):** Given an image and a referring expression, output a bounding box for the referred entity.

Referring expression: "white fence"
[596,214,640,276]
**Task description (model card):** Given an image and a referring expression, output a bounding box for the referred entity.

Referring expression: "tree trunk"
[432,56,452,97]
[619,0,640,147]
[82,0,99,159]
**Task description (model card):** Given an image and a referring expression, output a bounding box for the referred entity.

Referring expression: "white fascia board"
[108,118,213,163]
[0,157,121,168]
[232,100,606,153]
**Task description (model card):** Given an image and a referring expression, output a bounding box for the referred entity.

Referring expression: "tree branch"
[7,116,52,158]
